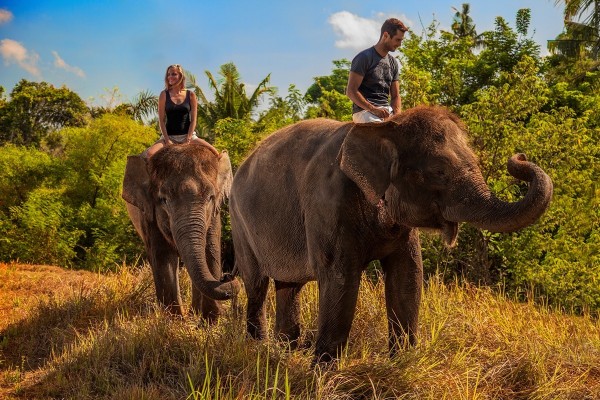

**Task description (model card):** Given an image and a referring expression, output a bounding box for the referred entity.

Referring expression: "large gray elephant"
[229,105,552,363]
[122,143,240,322]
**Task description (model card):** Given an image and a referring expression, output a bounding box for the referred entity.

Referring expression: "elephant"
[229,105,552,364]
[122,143,240,322]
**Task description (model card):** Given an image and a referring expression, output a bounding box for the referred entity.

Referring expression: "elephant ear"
[338,123,399,205]
[216,151,233,205]
[122,155,154,222]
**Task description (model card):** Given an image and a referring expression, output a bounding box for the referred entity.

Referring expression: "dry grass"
[1,262,599,399]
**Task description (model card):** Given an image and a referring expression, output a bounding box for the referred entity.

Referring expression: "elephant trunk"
[173,210,240,301]
[444,154,553,232]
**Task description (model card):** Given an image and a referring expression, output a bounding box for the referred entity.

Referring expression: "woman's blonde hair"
[164,64,186,91]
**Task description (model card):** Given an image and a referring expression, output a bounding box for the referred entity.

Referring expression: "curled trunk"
[444,154,553,232]
[174,212,240,301]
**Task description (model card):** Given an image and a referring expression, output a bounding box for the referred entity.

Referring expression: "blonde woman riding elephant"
[229,105,552,364]
[122,144,240,322]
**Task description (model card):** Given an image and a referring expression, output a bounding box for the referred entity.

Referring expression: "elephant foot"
[276,335,301,352]
[247,322,267,340]
[195,311,220,326]
[310,352,339,370]
[164,303,185,317]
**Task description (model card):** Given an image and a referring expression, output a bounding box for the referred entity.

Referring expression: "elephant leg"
[188,284,220,325]
[246,275,269,340]
[146,229,184,315]
[274,280,305,347]
[314,269,361,364]
[381,228,423,356]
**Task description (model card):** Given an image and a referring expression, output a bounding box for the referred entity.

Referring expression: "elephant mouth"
[441,220,459,247]
[431,202,458,247]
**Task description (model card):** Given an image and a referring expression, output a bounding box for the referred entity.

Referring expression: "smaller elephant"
[122,143,240,322]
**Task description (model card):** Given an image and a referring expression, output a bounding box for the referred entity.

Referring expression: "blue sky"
[1,1,565,108]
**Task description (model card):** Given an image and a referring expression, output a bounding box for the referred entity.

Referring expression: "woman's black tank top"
[165,90,191,135]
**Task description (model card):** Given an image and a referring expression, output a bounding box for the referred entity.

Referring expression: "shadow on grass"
[0,274,155,371]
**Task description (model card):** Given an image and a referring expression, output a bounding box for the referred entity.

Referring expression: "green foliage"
[400,12,541,109]
[304,59,352,120]
[0,187,82,265]
[549,0,600,60]
[304,87,352,121]
[256,84,306,131]
[400,22,476,108]
[497,108,600,311]
[0,5,597,314]
[0,79,89,147]
[305,59,350,103]
[418,55,600,311]
[59,115,156,269]
[213,118,268,172]
[191,63,275,134]
[0,114,155,269]
[0,145,57,212]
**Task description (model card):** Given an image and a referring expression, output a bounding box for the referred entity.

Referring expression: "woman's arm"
[158,91,171,145]
[187,90,198,143]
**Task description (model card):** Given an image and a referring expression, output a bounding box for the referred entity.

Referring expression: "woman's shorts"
[161,132,199,144]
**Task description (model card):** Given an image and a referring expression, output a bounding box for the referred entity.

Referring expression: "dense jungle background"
[1,7,597,311]
[0,4,599,398]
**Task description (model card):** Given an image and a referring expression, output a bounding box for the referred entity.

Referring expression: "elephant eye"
[158,196,168,205]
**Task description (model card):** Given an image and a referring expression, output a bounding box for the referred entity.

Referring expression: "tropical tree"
[113,89,159,123]
[449,3,484,47]
[256,84,307,131]
[0,114,156,269]
[451,3,475,38]
[304,59,353,120]
[550,0,600,60]
[188,63,274,135]
[0,80,89,147]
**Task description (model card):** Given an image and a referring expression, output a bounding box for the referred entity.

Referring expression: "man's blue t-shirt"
[350,46,399,114]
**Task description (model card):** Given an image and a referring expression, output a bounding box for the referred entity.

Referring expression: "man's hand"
[371,106,391,119]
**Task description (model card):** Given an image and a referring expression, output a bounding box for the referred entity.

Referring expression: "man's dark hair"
[380,18,408,38]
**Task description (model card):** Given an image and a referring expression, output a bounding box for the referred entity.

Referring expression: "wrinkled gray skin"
[122,144,240,322]
[229,105,553,364]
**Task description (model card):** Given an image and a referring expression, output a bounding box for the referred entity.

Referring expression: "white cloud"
[52,51,85,78]
[0,9,13,25]
[0,38,41,77]
[328,11,381,50]
[328,11,413,50]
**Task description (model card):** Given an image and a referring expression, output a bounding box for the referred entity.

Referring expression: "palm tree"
[442,3,484,48]
[451,3,477,39]
[129,89,158,122]
[187,63,274,132]
[550,0,600,60]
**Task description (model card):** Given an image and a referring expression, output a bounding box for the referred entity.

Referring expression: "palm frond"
[130,89,158,122]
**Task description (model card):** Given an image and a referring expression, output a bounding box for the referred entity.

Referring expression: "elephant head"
[122,143,239,304]
[339,105,553,245]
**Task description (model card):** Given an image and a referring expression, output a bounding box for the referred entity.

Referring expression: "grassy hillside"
[1,262,599,399]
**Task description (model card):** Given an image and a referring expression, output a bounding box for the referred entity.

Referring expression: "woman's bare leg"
[144,140,165,158]
[192,137,220,157]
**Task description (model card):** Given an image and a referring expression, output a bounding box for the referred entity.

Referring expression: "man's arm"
[389,80,401,117]
[346,71,390,119]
